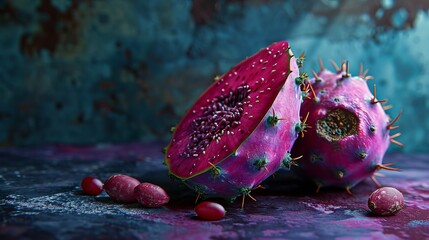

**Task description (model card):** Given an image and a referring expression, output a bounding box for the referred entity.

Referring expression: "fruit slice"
[165,41,302,199]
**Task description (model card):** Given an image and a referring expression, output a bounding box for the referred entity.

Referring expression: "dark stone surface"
[0,142,428,239]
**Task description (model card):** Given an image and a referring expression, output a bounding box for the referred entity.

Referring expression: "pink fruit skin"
[104,174,141,203]
[166,41,302,199]
[368,187,404,216]
[291,67,392,189]
[134,183,170,208]
[195,201,226,221]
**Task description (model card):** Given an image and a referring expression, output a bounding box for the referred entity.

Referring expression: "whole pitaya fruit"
[290,60,402,193]
[165,41,304,206]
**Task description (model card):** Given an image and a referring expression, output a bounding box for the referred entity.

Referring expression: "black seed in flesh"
[181,84,251,158]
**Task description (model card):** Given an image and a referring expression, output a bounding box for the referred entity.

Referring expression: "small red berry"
[81,176,104,196]
[134,183,170,208]
[368,187,404,216]
[195,201,226,221]
[104,174,141,203]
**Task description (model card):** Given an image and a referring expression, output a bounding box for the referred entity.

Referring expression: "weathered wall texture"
[0,0,428,152]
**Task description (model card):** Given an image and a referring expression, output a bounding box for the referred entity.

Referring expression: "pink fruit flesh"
[134,183,170,208]
[195,201,226,221]
[81,176,103,196]
[104,174,141,203]
[368,187,404,216]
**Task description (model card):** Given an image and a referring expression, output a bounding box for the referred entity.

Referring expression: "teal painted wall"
[0,0,428,152]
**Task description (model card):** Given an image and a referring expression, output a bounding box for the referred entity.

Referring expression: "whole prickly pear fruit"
[165,41,304,205]
[290,60,402,192]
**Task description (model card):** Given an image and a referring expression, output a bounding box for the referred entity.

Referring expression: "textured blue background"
[0,0,427,152]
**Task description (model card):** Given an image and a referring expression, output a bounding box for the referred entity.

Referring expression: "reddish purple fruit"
[165,41,303,202]
[134,183,170,208]
[104,174,141,203]
[368,187,404,216]
[81,176,104,196]
[195,201,226,221]
[290,60,402,191]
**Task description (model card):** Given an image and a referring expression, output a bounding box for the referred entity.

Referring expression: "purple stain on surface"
[399,180,429,210]
[333,217,383,230]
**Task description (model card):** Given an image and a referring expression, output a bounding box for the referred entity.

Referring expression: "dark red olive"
[81,176,103,196]
[104,174,140,203]
[134,183,170,208]
[195,201,226,221]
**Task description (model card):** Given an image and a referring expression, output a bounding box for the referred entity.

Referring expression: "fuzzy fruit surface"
[134,183,170,208]
[368,187,404,216]
[81,176,104,196]
[104,174,141,203]
[165,41,301,198]
[195,201,226,221]
[291,67,391,189]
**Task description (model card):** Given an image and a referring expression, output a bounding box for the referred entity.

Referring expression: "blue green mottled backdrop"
[0,0,428,152]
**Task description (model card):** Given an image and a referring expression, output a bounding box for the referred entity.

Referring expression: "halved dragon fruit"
[290,60,402,192]
[165,41,303,204]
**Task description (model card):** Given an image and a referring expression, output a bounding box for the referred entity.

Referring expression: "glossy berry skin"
[104,174,141,203]
[81,176,104,196]
[195,201,226,221]
[134,183,170,208]
[368,187,404,216]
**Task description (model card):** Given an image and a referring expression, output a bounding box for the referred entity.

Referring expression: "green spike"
[295,72,309,85]
[169,126,176,133]
[267,115,280,126]
[209,164,222,178]
[266,109,283,126]
[281,152,300,168]
[240,187,252,195]
[296,52,305,68]
[253,157,268,171]
[295,112,310,138]
[301,90,310,100]
[281,152,292,168]
[162,146,168,154]
[359,152,367,159]
[193,184,207,199]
